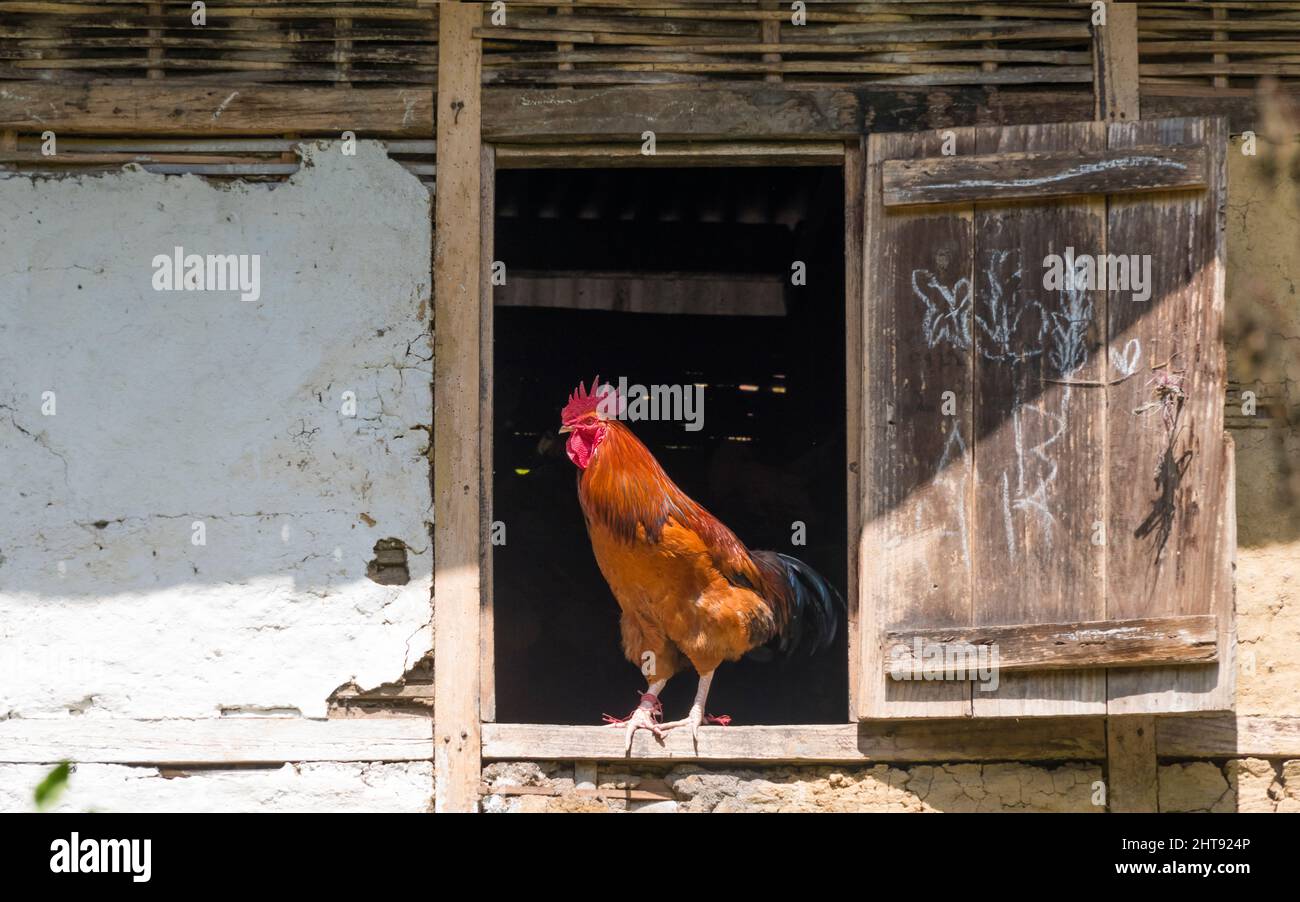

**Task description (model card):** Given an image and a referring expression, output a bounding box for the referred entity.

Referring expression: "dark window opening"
[492,166,847,725]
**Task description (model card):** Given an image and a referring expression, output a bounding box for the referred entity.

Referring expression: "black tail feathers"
[753,550,843,657]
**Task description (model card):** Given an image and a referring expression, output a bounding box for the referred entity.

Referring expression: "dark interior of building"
[491,166,848,725]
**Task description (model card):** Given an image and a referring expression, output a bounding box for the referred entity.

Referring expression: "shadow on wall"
[1225,83,1300,547]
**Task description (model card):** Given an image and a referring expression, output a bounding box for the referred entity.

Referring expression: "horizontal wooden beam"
[497,271,786,316]
[494,140,843,168]
[3,715,1296,765]
[0,82,1276,140]
[0,150,276,166]
[483,719,1107,763]
[882,144,1207,207]
[485,716,1300,764]
[1157,715,1300,760]
[0,717,433,765]
[483,84,1102,142]
[884,615,1219,674]
[10,138,437,153]
[483,83,859,141]
[0,82,436,136]
[1140,82,1277,135]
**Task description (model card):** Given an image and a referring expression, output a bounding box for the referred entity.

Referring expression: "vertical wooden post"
[1091,1,1139,122]
[556,6,575,73]
[147,3,164,80]
[980,14,997,76]
[478,144,496,725]
[1212,7,1229,90]
[843,138,864,719]
[1094,8,1152,800]
[336,16,353,87]
[433,0,484,814]
[761,1,782,83]
[1106,716,1159,812]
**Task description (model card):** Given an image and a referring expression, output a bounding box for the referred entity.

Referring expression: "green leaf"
[34,761,71,811]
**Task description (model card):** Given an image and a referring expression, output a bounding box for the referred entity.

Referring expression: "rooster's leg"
[602,679,667,754]
[657,670,728,747]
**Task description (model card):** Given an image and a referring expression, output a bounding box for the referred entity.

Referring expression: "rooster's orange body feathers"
[578,420,794,681]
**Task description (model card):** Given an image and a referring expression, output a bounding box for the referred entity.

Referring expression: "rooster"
[559,378,842,752]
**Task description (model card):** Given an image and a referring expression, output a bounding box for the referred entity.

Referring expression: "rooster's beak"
[558,425,573,434]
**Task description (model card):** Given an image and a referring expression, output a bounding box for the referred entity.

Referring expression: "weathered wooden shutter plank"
[882,144,1207,207]
[861,128,976,719]
[1105,116,1232,714]
[886,613,1217,673]
[970,121,1107,717]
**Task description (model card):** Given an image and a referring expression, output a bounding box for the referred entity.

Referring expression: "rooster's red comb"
[562,376,614,424]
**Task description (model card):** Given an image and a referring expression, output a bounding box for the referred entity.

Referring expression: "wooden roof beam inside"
[0,84,1279,143]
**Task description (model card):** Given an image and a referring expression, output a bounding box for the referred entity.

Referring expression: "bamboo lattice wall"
[0,2,1296,183]
[5,3,1297,89]
[0,0,440,84]
[0,1,441,179]
[1138,1,1300,87]
[476,1,1093,87]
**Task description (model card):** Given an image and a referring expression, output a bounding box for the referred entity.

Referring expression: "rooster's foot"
[601,692,664,754]
[657,709,731,748]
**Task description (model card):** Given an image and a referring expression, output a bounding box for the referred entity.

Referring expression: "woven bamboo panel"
[0,0,439,85]
[1138,1,1300,87]
[476,1,1095,87]
[5,2,1300,89]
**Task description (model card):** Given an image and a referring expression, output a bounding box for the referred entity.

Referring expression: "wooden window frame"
[430,10,878,807]
[469,139,868,761]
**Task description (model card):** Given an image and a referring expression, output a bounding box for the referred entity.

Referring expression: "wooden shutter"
[858,117,1233,719]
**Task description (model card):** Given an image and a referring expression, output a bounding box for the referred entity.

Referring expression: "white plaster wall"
[0,144,432,748]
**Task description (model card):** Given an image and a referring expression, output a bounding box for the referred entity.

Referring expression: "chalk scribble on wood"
[882,144,1206,207]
